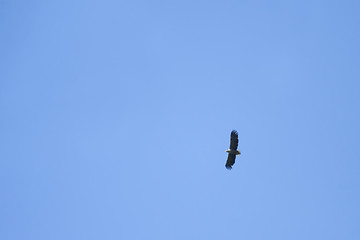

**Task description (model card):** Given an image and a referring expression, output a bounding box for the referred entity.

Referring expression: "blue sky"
[1,1,360,239]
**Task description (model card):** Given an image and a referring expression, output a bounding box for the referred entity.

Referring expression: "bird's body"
[225,149,241,155]
[225,130,241,169]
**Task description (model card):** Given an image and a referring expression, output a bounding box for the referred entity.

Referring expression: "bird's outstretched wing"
[225,154,236,169]
[229,130,238,150]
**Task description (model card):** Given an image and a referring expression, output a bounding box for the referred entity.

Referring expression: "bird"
[225,130,241,169]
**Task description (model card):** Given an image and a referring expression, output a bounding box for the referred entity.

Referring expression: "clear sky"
[1,1,360,239]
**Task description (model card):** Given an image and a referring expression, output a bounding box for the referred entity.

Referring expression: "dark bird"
[225,130,241,169]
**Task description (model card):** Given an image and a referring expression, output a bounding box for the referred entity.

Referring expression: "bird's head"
[225,149,231,153]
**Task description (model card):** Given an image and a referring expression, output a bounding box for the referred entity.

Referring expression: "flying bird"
[225,130,241,169]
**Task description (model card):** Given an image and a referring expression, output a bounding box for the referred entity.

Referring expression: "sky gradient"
[1,1,360,239]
